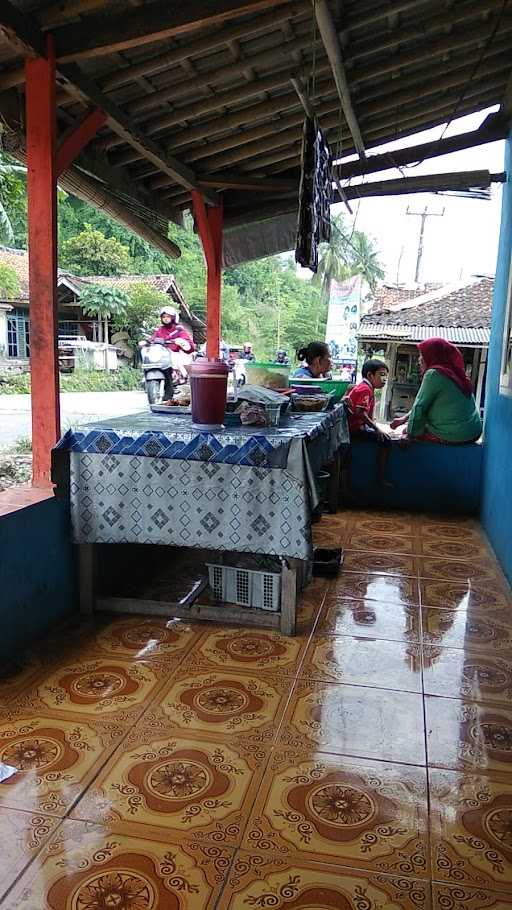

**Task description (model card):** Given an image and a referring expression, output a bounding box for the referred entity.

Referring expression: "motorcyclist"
[140,306,195,400]
[239,342,255,362]
[275,349,290,365]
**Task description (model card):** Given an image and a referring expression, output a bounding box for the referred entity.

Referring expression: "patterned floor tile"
[423,647,512,705]
[183,627,308,678]
[340,551,417,577]
[421,608,512,654]
[433,883,512,909]
[281,679,426,764]
[331,573,420,605]
[9,656,167,725]
[419,521,483,542]
[71,727,269,846]
[318,597,421,642]
[218,852,432,909]
[430,769,512,892]
[0,807,60,902]
[416,535,494,561]
[352,516,416,537]
[148,668,290,746]
[302,635,423,692]
[2,819,232,910]
[345,530,416,554]
[242,750,429,875]
[419,580,510,613]
[416,558,505,586]
[0,713,125,814]
[426,696,512,776]
[0,653,45,706]
[81,614,202,664]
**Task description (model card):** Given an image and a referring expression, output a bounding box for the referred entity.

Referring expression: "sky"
[300,106,506,286]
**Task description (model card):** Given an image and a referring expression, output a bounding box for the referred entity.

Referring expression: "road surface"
[0,390,147,448]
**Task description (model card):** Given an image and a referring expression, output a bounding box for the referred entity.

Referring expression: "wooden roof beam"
[52,0,292,63]
[500,65,512,121]
[338,170,506,200]
[335,117,508,181]
[314,0,365,159]
[0,0,218,206]
[58,64,219,205]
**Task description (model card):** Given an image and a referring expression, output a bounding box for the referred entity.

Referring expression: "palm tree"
[349,230,385,293]
[81,284,128,349]
[314,215,352,302]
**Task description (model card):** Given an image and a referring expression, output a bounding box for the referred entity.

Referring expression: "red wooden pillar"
[192,191,223,358]
[26,36,59,487]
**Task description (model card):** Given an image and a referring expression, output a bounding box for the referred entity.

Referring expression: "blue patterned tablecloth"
[55,407,348,560]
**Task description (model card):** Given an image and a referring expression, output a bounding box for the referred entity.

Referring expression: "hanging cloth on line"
[295,116,333,272]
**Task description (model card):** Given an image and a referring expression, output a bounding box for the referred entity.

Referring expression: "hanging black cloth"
[295,116,333,272]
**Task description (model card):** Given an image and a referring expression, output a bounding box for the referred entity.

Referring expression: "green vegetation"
[0,262,20,299]
[0,150,384,363]
[60,225,133,276]
[0,367,141,394]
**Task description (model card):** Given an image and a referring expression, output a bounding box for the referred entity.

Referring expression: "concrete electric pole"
[406,205,445,283]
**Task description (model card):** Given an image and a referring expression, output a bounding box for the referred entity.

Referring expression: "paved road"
[0,390,147,448]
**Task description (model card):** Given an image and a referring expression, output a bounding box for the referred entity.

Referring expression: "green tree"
[60,225,132,276]
[112,282,171,352]
[349,230,385,292]
[314,214,352,303]
[0,262,20,299]
[80,284,129,343]
[0,153,27,246]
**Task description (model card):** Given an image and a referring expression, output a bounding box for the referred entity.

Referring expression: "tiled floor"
[2,510,512,908]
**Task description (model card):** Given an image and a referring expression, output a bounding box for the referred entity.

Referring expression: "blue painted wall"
[348,439,482,514]
[481,135,512,584]
[0,498,76,663]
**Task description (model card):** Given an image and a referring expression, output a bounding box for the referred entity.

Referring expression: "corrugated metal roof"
[358,324,489,345]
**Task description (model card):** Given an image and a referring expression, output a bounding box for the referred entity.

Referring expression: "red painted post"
[192,191,223,359]
[26,35,59,487]
[205,203,223,359]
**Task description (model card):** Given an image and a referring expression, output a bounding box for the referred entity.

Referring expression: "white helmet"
[160,305,178,320]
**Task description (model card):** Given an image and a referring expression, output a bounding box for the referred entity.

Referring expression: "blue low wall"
[0,497,76,663]
[347,439,482,514]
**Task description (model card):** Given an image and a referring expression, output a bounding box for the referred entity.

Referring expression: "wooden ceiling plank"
[100,1,309,92]
[125,31,317,117]
[53,0,292,63]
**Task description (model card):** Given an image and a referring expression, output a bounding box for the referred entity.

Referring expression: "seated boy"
[345,359,391,483]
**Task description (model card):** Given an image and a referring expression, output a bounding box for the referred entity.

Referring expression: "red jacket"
[150,324,195,353]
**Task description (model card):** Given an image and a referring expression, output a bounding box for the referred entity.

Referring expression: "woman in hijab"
[390,338,482,443]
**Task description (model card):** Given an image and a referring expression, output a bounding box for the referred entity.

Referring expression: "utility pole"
[406,205,445,284]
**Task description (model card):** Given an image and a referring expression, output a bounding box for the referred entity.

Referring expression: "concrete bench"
[345,437,483,514]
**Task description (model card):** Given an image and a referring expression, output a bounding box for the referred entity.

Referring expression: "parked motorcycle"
[140,339,192,405]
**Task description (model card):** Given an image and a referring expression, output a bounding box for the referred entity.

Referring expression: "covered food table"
[53,406,348,634]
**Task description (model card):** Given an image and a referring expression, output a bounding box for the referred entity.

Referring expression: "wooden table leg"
[79,543,96,614]
[281,558,298,635]
[327,450,341,513]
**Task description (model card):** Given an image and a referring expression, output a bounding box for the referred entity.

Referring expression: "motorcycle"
[140,338,192,405]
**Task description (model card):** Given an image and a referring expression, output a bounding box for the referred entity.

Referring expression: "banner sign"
[325,274,361,365]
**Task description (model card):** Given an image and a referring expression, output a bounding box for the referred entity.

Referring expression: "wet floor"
[1,509,511,908]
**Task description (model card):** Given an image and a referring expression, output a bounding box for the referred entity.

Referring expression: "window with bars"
[500,261,512,396]
[6,313,30,359]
